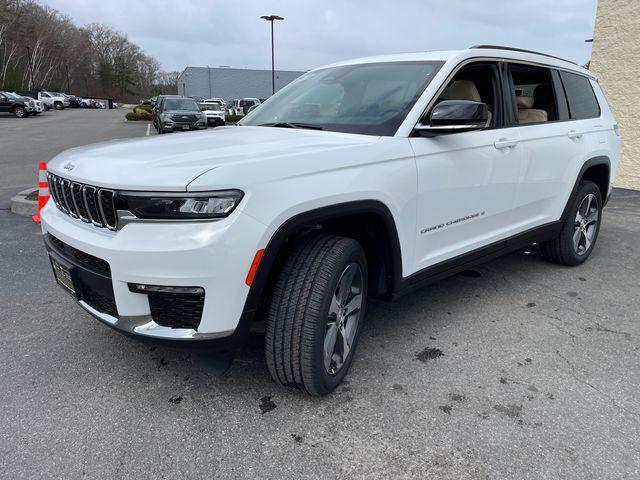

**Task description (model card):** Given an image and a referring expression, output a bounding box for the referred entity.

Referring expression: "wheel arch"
[579,156,610,205]
[562,155,611,222]
[240,200,403,325]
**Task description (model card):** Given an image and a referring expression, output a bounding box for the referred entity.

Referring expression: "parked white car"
[199,101,226,126]
[41,46,619,396]
[227,98,260,116]
[205,97,226,109]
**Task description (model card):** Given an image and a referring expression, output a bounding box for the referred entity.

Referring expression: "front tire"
[13,106,27,118]
[541,181,602,266]
[265,235,368,396]
[54,102,63,110]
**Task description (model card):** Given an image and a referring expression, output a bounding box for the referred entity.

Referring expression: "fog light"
[128,283,204,296]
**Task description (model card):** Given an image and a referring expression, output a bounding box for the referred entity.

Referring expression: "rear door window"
[508,63,558,125]
[559,71,601,119]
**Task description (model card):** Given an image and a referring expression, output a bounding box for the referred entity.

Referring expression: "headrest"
[533,84,552,104]
[516,95,534,109]
[448,80,481,103]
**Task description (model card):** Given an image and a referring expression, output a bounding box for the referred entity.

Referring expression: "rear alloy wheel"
[541,181,602,265]
[265,235,368,396]
[573,193,599,256]
[13,106,27,118]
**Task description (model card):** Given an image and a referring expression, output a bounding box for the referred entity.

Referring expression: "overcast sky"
[40,0,598,73]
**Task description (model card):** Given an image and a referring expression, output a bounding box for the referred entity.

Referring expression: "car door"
[0,94,10,113]
[410,61,523,272]
[153,98,163,126]
[505,63,577,231]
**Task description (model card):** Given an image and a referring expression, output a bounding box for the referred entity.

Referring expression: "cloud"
[39,0,597,71]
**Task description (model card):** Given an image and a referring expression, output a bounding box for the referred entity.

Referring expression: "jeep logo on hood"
[63,162,75,171]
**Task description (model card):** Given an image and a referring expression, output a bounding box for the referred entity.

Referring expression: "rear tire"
[540,180,602,266]
[54,102,63,110]
[264,235,368,396]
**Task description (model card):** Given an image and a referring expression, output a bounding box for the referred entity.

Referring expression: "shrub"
[125,111,152,121]
[225,114,243,123]
[135,104,153,113]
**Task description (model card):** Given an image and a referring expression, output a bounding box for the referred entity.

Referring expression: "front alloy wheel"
[13,106,27,118]
[265,235,368,396]
[324,263,363,375]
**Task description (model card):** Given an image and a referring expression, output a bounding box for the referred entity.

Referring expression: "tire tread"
[264,234,364,395]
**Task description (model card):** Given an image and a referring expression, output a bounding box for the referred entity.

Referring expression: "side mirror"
[415,100,488,134]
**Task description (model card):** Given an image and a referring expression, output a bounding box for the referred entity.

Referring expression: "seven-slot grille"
[170,113,198,123]
[48,173,117,230]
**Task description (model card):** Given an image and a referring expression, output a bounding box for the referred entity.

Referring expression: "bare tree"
[0,0,176,101]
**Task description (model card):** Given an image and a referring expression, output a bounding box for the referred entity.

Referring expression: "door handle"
[494,138,518,149]
[567,130,583,139]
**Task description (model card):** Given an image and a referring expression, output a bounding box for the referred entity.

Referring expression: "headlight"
[120,190,244,219]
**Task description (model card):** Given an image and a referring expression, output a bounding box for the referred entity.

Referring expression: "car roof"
[316,46,594,79]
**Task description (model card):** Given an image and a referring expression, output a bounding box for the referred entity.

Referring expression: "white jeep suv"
[41,46,620,396]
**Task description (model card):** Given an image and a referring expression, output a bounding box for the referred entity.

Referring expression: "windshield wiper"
[257,122,324,130]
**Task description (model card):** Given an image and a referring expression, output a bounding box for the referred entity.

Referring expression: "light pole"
[260,15,284,95]
[65,64,71,94]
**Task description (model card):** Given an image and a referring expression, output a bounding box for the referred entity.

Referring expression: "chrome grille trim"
[60,179,77,217]
[47,174,60,209]
[83,186,103,227]
[53,176,68,213]
[97,189,117,230]
[48,174,117,230]
[71,182,90,223]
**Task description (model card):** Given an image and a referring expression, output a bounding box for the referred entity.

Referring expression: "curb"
[10,187,38,217]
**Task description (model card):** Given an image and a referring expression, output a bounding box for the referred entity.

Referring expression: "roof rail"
[469,45,577,66]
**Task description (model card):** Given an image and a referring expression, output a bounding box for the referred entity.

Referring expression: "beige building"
[590,0,640,190]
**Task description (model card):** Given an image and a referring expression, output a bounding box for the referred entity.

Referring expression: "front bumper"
[205,115,225,125]
[40,200,267,341]
[162,121,207,131]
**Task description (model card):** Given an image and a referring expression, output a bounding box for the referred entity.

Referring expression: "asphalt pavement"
[0,110,639,479]
[0,108,150,209]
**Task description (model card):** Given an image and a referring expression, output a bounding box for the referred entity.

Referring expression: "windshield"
[163,98,199,111]
[241,61,443,135]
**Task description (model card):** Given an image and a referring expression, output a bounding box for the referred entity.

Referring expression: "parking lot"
[1,112,639,479]
[0,108,151,209]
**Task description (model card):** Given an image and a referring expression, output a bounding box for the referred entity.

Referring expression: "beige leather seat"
[446,80,492,127]
[448,80,482,103]
[517,95,547,124]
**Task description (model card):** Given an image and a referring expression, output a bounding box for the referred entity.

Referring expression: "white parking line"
[146,124,150,137]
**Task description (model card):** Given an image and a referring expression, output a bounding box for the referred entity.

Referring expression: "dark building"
[176,66,306,101]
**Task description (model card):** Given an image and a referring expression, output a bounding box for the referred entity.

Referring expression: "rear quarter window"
[559,71,601,120]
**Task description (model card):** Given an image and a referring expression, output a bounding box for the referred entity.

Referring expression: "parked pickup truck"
[16,90,70,110]
[0,91,36,117]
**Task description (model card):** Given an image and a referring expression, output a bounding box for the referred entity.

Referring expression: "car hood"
[46,126,380,191]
